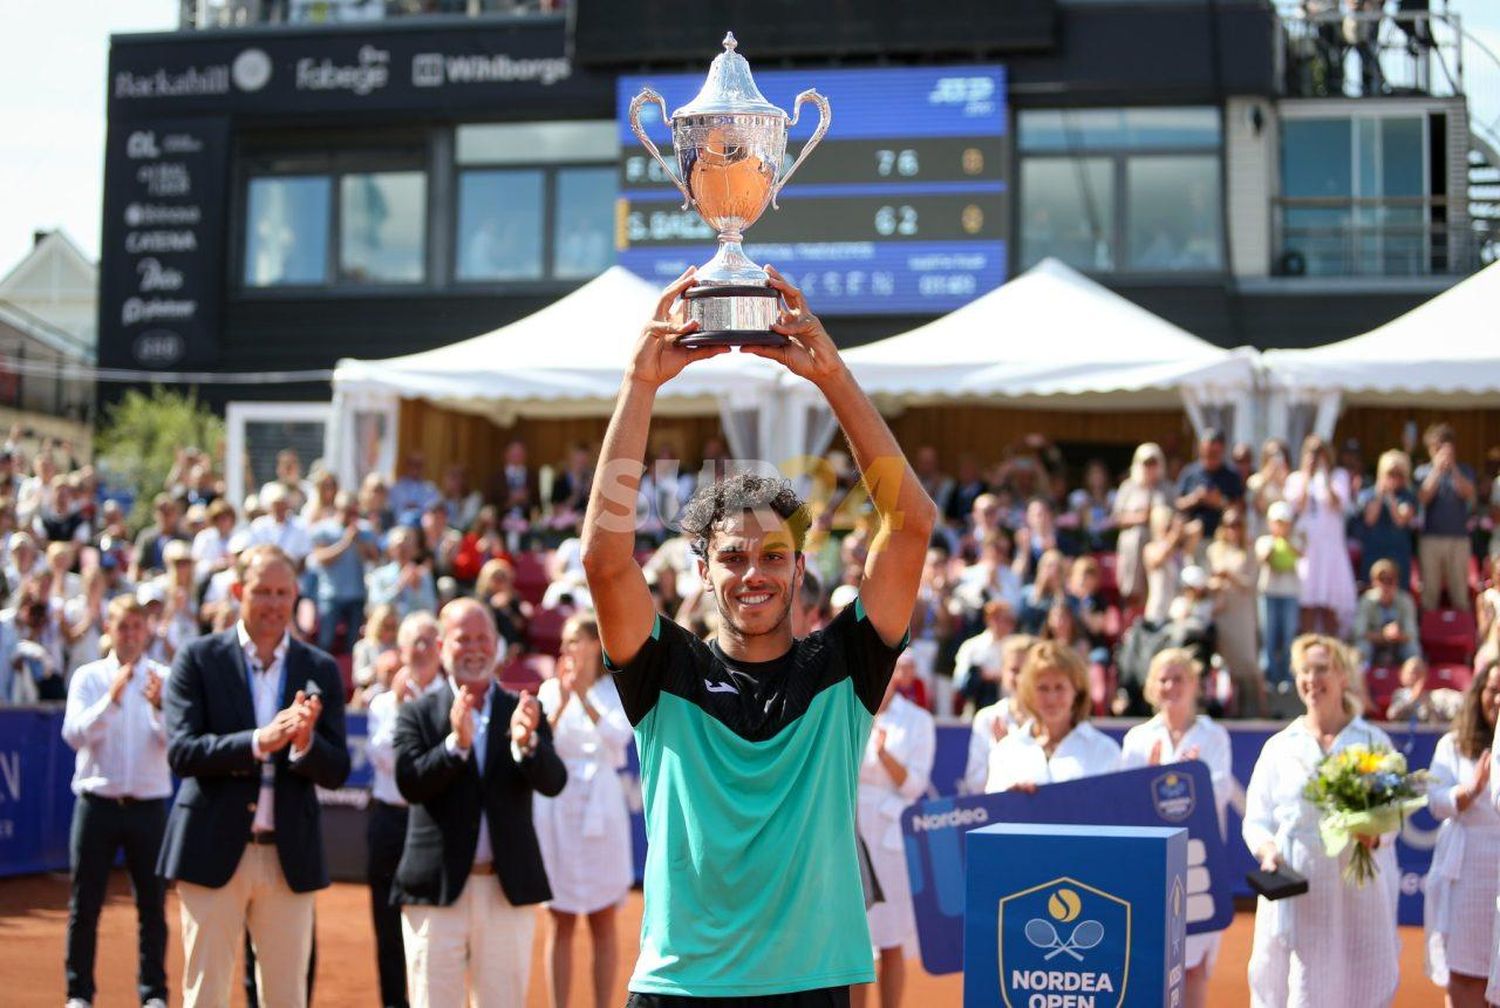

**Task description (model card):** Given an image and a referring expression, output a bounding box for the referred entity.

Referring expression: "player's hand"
[627,268,727,388]
[744,266,845,387]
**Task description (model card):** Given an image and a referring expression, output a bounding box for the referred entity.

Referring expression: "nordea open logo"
[997,876,1130,1008]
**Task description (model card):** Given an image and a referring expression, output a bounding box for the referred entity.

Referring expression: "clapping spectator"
[913,445,955,519]
[1207,508,1263,717]
[440,465,482,533]
[243,482,313,569]
[1012,498,1070,582]
[1174,428,1243,541]
[131,494,183,583]
[1386,656,1463,723]
[259,447,310,512]
[452,506,511,586]
[1416,423,1477,612]
[418,499,463,581]
[309,492,381,654]
[952,531,1023,618]
[191,500,238,583]
[952,600,1017,713]
[300,467,340,526]
[1019,549,1068,634]
[963,634,1037,793]
[1,572,67,701]
[1354,559,1421,669]
[1064,556,1110,659]
[35,475,90,545]
[390,452,440,522]
[1114,442,1170,609]
[548,443,594,532]
[1284,434,1356,635]
[1144,509,1194,626]
[353,602,400,694]
[1066,460,1117,551]
[475,558,531,659]
[367,526,437,620]
[1357,449,1418,588]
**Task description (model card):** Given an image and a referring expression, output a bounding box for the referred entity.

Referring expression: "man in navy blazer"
[393,597,565,1005]
[158,545,350,1008]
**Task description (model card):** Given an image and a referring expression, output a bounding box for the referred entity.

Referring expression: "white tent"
[841,258,1260,440]
[1262,261,1500,439]
[327,267,796,485]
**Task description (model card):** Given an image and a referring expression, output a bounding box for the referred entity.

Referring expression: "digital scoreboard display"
[616,65,1008,315]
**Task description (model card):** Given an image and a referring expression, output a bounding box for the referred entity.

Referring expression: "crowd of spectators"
[4,420,1498,734]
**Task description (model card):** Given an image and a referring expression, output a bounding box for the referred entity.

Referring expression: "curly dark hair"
[1455,659,1498,759]
[678,472,810,559]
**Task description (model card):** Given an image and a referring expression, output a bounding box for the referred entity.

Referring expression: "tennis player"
[581,266,936,1007]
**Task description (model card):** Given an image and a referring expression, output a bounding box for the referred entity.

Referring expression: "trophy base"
[680,285,786,348]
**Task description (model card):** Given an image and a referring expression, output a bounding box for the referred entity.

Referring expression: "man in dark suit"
[158,544,350,1008]
[393,597,566,1006]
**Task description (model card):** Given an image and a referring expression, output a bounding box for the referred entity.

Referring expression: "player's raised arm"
[581,269,727,667]
[748,266,937,647]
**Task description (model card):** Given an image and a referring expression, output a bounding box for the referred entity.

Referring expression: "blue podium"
[964,823,1188,1008]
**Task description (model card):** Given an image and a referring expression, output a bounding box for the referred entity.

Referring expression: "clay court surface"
[0,872,1438,1006]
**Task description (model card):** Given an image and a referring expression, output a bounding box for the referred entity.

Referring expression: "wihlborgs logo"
[1151,770,1196,822]
[998,877,1130,1008]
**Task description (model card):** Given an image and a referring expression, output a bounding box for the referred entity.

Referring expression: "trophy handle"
[628,88,692,211]
[772,89,832,210]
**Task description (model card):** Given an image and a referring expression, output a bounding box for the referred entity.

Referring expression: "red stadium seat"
[526,606,569,657]
[1365,666,1400,720]
[1093,552,1119,605]
[512,550,551,607]
[1420,608,1477,666]
[1429,662,1473,692]
[499,653,553,693]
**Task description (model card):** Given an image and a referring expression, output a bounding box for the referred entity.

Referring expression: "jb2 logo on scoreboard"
[998,878,1130,1008]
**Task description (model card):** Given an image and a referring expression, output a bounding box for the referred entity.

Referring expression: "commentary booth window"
[240,146,428,289]
[1018,106,1223,274]
[454,121,616,284]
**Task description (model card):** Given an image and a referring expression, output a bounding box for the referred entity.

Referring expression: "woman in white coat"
[535,613,634,1008]
[1244,635,1401,1008]
[1120,648,1232,1008]
[854,659,936,1008]
[1426,658,1498,1008]
[986,639,1120,794]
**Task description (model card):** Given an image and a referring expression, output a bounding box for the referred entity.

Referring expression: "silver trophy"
[629,32,831,347]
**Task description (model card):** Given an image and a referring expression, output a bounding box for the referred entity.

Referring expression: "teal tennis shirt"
[606,598,905,997]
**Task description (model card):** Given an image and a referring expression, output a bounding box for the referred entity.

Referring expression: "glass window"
[1281,119,1352,197]
[455,170,545,281]
[244,176,331,286]
[553,168,617,279]
[1126,156,1223,271]
[1020,157,1114,271]
[456,121,617,166]
[339,171,427,284]
[1379,118,1424,196]
[1019,107,1220,152]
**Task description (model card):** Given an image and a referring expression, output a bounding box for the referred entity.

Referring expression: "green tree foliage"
[95,387,223,527]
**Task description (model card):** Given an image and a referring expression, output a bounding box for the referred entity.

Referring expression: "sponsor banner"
[107,21,609,119]
[0,709,77,877]
[98,117,229,369]
[904,762,1233,976]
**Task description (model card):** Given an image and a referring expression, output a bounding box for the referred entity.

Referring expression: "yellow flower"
[1357,752,1384,774]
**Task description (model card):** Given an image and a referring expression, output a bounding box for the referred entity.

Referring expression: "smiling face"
[699,510,804,646]
[1295,642,1347,714]
[1481,665,1500,728]
[1030,667,1078,732]
[440,601,498,690]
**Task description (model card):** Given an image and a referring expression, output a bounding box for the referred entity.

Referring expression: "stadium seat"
[1428,662,1473,692]
[526,606,570,657]
[1093,552,1119,606]
[1420,608,1477,665]
[500,653,554,693]
[512,550,551,607]
[1365,665,1400,720]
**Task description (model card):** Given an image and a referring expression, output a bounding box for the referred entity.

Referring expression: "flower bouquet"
[1302,744,1429,887]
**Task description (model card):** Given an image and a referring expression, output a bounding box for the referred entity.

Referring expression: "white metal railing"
[180,0,562,29]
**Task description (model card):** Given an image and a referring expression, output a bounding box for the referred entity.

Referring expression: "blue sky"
[1,1,1497,275]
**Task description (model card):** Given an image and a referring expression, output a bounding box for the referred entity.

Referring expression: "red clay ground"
[0,872,1437,1006]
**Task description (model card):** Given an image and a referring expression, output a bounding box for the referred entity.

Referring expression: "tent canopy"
[840,258,1257,411]
[1263,260,1500,406]
[333,266,781,423]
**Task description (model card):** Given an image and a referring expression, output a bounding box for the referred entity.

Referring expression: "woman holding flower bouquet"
[1243,635,1402,1008]
[1120,649,1232,1008]
[1425,659,1499,1008]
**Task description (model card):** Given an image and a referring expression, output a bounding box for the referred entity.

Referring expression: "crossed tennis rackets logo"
[997,876,1131,1008]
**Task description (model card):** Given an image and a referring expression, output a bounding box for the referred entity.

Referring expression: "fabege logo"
[999,877,1130,1008]
[1151,770,1196,822]
[232,48,272,92]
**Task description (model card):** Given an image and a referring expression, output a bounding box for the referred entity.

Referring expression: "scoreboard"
[616,65,1009,315]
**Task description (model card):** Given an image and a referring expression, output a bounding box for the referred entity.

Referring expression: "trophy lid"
[671,32,786,120]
